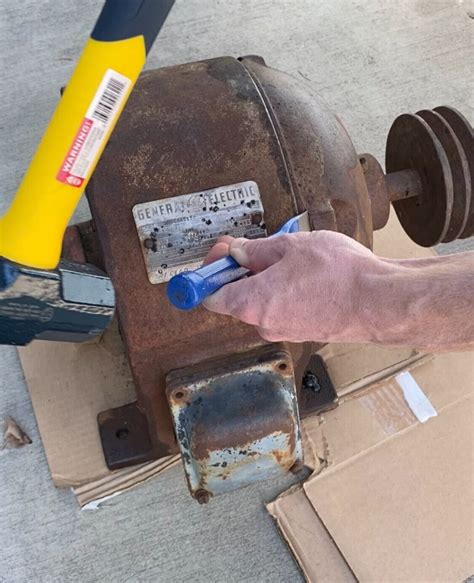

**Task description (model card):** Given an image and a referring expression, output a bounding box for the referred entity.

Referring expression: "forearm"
[359,252,474,351]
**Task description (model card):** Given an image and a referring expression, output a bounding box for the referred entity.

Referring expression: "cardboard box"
[268,351,474,582]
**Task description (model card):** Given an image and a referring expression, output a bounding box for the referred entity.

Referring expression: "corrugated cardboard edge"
[18,319,181,507]
[336,351,432,398]
[18,319,139,487]
[337,352,433,402]
[302,351,432,474]
[318,343,422,394]
[267,486,356,582]
[74,455,180,509]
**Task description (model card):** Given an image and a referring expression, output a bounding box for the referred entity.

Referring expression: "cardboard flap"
[305,393,473,582]
[271,351,474,582]
[317,342,426,396]
[268,487,356,582]
[19,321,137,486]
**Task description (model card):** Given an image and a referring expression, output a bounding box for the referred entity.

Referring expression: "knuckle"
[279,233,296,249]
[257,327,279,342]
[258,308,274,331]
[231,296,256,324]
[245,238,268,259]
[216,235,234,245]
[256,297,277,330]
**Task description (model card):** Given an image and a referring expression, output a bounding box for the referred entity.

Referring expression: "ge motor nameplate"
[132,181,266,284]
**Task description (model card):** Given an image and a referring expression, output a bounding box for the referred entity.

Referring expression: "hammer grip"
[0,0,173,269]
[92,0,174,54]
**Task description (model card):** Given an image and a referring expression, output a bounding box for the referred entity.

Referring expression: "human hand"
[202,231,390,344]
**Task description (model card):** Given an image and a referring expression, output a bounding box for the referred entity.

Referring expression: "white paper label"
[57,69,131,187]
[132,181,266,284]
[396,371,438,423]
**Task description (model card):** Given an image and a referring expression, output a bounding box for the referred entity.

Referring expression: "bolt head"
[290,460,305,475]
[195,489,210,504]
[302,372,321,393]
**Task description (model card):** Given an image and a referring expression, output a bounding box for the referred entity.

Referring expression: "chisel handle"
[0,0,174,269]
[167,256,250,311]
[167,212,310,310]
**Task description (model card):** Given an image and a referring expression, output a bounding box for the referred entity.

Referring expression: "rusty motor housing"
[64,55,473,502]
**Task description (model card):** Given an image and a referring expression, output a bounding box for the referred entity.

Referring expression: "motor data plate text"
[132,181,266,284]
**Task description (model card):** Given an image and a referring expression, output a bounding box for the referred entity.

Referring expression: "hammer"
[0,0,174,346]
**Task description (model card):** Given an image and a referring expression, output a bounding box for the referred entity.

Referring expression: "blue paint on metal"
[0,259,19,291]
[0,260,114,346]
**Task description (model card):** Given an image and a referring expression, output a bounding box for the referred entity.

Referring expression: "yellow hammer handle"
[0,0,173,269]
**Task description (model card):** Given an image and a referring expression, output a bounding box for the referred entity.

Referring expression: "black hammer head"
[0,258,115,346]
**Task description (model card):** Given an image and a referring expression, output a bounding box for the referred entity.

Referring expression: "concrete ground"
[0,1,472,581]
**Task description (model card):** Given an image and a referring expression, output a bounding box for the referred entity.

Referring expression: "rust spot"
[331,199,359,238]
[272,449,284,464]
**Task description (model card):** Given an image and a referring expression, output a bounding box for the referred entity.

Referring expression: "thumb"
[229,237,285,272]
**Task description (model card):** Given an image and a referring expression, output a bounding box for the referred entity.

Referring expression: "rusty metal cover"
[240,56,372,246]
[166,346,302,502]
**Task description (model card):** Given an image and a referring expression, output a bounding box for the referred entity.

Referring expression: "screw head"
[290,460,305,475]
[302,372,321,393]
[195,489,210,504]
[115,428,129,440]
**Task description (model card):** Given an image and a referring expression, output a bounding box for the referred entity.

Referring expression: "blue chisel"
[167,211,310,310]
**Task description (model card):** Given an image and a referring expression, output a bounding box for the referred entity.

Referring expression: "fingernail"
[229,240,249,266]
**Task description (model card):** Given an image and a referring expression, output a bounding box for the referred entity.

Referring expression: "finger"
[202,275,264,325]
[257,327,289,343]
[257,326,307,343]
[216,235,235,246]
[228,236,286,272]
[202,236,234,265]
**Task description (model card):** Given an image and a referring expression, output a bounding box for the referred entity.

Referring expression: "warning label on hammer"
[57,69,131,188]
[132,181,267,284]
